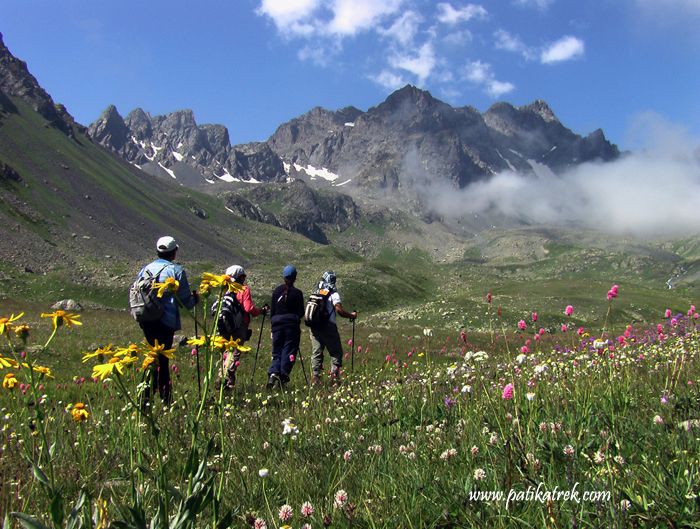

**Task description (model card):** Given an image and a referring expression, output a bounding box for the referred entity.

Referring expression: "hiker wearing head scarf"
[309,270,357,384]
[266,265,305,389]
[219,265,267,389]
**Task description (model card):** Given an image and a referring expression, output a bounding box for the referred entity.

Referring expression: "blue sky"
[3,0,700,150]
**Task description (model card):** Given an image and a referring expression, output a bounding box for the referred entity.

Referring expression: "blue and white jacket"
[137,258,197,330]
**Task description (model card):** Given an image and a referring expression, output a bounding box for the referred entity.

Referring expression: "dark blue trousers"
[139,319,174,405]
[268,325,300,383]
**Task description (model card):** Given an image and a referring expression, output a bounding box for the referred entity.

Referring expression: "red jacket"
[236,285,261,327]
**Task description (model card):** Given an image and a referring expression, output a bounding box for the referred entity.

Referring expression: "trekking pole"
[351,316,356,372]
[296,348,309,387]
[250,312,266,385]
[194,307,202,400]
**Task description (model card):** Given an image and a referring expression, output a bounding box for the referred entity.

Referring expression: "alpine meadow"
[1,7,700,529]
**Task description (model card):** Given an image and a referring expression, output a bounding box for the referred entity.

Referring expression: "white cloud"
[488,79,516,97]
[464,61,515,97]
[436,3,488,25]
[513,0,554,10]
[379,10,423,46]
[256,0,322,34]
[389,42,437,83]
[420,115,700,237]
[371,70,407,90]
[540,36,585,64]
[328,0,404,36]
[494,29,536,60]
[298,42,341,66]
[443,29,473,46]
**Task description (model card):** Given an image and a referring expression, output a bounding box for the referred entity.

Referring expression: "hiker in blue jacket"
[137,235,198,405]
[310,270,357,385]
[266,265,305,389]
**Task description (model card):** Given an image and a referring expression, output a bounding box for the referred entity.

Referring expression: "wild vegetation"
[1,275,698,529]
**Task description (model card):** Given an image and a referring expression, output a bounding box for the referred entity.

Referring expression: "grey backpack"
[129,265,168,323]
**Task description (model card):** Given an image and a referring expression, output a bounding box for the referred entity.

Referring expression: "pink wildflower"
[347,339,353,346]
[531,312,538,322]
[334,489,348,509]
[665,308,672,318]
[253,519,267,529]
[565,305,574,316]
[487,292,492,304]
[671,318,678,327]
[289,355,295,362]
[520,345,530,354]
[577,327,584,336]
[300,501,314,518]
[539,328,545,335]
[502,383,514,400]
[561,324,567,332]
[278,505,293,522]
[518,320,526,331]
[657,324,663,334]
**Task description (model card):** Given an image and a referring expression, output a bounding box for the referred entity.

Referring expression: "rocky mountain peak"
[88,105,128,150]
[521,99,558,123]
[0,32,73,134]
[374,84,442,115]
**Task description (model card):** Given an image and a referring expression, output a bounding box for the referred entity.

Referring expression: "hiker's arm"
[240,287,262,317]
[177,270,198,309]
[335,303,357,320]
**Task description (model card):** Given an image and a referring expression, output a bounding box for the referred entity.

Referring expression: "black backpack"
[213,292,245,339]
[129,265,169,323]
[304,288,332,328]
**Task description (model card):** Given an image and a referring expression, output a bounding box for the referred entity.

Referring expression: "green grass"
[1,293,698,528]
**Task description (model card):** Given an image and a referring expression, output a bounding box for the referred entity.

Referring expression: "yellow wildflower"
[82,344,115,363]
[142,354,157,370]
[40,310,82,330]
[212,336,251,352]
[92,357,127,381]
[70,402,89,423]
[200,273,244,294]
[0,355,19,369]
[3,372,18,389]
[21,363,54,378]
[0,312,24,335]
[145,340,176,359]
[13,324,30,341]
[186,336,207,347]
[114,343,141,358]
[152,277,179,298]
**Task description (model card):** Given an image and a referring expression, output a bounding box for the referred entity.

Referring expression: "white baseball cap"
[225,265,246,280]
[156,236,179,252]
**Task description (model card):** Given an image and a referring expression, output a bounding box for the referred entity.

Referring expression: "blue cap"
[283,265,297,278]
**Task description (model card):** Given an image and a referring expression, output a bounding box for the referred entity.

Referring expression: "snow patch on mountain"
[293,163,339,182]
[158,162,176,179]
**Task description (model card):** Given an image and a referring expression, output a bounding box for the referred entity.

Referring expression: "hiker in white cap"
[136,235,198,405]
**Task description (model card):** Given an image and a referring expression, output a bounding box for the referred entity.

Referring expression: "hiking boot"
[266,374,281,390]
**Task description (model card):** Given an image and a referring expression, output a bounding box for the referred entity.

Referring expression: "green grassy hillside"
[1,96,699,332]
